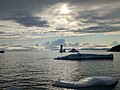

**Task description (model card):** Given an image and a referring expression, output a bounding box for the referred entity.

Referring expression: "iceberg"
[52,76,118,90]
[54,53,113,60]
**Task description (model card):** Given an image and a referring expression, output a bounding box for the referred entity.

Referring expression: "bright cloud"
[0,0,120,39]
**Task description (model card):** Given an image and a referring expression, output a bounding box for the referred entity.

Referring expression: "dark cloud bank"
[3,14,49,27]
[0,0,120,33]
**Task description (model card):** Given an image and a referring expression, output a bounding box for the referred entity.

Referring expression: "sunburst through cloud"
[59,4,72,15]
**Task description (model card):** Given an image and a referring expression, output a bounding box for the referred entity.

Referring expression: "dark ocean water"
[0,50,120,90]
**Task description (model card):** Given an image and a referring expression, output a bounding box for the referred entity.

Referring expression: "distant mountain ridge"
[108,45,120,52]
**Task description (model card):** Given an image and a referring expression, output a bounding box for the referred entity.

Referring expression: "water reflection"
[0,50,119,90]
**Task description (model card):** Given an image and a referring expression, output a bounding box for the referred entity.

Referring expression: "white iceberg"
[52,76,118,90]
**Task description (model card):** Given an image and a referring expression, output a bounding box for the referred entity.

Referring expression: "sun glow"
[60,4,71,14]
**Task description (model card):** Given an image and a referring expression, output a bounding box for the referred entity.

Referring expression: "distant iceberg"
[69,48,79,52]
[0,48,5,53]
[108,45,120,52]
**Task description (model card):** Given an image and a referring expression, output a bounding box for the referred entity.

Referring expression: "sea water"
[0,50,120,90]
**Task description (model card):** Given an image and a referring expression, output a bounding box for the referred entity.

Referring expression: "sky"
[0,0,120,46]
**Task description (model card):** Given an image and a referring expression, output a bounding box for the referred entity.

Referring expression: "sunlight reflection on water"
[0,50,120,90]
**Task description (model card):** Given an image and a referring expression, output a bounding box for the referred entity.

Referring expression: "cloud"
[79,4,120,19]
[41,39,66,48]
[0,0,120,38]
[111,40,119,46]
[0,35,20,39]
[0,31,5,34]
[0,0,61,19]
[3,14,49,27]
[50,39,65,46]
[41,41,50,46]
[72,25,120,33]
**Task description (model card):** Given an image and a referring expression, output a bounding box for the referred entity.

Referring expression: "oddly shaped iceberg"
[52,76,118,90]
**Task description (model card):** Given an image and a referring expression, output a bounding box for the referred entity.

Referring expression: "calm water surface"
[0,50,120,90]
